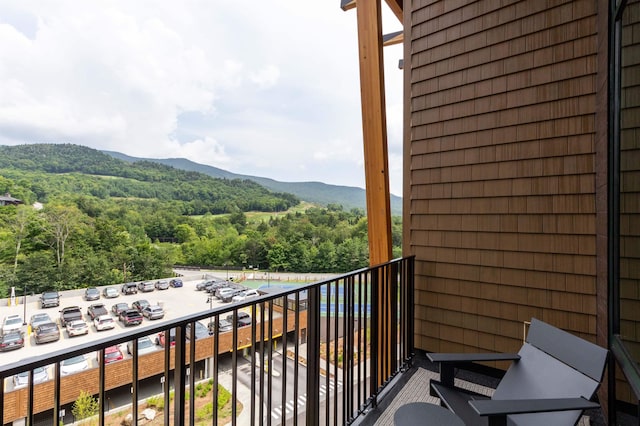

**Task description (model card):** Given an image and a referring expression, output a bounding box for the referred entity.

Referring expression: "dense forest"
[0,144,402,298]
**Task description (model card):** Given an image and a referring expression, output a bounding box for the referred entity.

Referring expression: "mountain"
[0,144,299,214]
[104,152,403,215]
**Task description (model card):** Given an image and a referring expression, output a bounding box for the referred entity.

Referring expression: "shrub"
[72,390,99,421]
[196,402,214,421]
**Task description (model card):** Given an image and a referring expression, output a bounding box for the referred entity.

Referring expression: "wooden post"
[355,0,394,389]
[356,0,393,266]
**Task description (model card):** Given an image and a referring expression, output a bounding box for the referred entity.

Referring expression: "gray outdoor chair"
[428,318,608,426]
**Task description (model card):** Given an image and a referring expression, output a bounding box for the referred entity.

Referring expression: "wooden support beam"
[355,0,393,266]
[383,30,403,46]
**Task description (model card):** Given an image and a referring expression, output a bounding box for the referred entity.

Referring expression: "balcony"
[0,257,415,425]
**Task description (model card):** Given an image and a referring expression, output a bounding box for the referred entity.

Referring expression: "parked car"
[132,299,150,312]
[60,355,89,376]
[2,315,23,335]
[227,311,252,328]
[121,282,138,295]
[156,328,176,347]
[39,291,60,309]
[111,302,129,316]
[34,322,61,344]
[219,287,244,303]
[103,345,124,364]
[118,309,143,326]
[83,287,100,301]
[186,321,210,340]
[195,280,214,291]
[59,306,82,327]
[215,285,239,299]
[142,305,165,320]
[87,303,108,320]
[232,289,260,302]
[94,315,115,331]
[127,336,157,355]
[169,278,183,288]
[29,313,53,329]
[13,366,49,388]
[154,280,170,290]
[0,331,24,351]
[66,319,89,337]
[137,281,155,292]
[102,286,119,298]
[207,318,232,334]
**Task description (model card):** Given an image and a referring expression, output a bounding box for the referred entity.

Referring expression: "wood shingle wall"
[408,0,600,356]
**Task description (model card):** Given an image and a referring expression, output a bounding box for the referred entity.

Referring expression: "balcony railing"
[0,256,414,425]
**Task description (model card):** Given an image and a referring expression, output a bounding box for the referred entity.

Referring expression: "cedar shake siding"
[407,0,600,356]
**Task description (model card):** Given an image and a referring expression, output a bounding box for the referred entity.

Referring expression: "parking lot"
[0,274,253,390]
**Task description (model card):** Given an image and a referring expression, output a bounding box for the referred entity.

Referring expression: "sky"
[0,1,404,196]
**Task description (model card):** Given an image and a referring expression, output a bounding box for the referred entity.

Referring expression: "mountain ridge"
[103,151,403,215]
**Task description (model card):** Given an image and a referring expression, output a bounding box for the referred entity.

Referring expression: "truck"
[59,306,83,327]
[87,303,108,320]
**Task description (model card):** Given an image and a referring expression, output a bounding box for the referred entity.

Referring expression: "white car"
[232,289,260,302]
[66,320,89,337]
[2,315,23,335]
[93,315,115,331]
[60,355,89,376]
[13,366,49,388]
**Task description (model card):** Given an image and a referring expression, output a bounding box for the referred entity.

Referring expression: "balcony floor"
[356,350,606,426]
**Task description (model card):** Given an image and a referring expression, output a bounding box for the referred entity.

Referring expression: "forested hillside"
[105,151,404,215]
[0,144,403,297]
[0,144,299,214]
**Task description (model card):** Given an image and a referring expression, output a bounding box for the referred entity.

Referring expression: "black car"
[118,309,143,326]
[121,282,138,295]
[132,299,150,312]
[39,291,60,309]
[84,287,100,301]
[186,321,210,339]
[0,331,24,352]
[227,311,252,328]
[195,281,214,291]
[111,302,129,316]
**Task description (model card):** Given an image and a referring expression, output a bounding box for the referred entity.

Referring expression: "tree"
[41,204,85,267]
[11,206,35,270]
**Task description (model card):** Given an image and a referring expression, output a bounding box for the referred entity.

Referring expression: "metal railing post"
[306,286,321,425]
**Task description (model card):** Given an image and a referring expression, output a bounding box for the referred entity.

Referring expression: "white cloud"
[0,0,404,196]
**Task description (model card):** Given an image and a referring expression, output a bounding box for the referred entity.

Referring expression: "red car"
[103,345,124,364]
[156,328,176,348]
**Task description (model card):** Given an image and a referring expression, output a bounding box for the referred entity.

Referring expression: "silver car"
[141,305,165,320]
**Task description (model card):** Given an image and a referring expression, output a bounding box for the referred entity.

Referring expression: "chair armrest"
[427,353,520,363]
[469,398,600,426]
[427,353,520,387]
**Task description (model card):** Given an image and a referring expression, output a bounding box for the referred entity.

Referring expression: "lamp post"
[23,285,27,325]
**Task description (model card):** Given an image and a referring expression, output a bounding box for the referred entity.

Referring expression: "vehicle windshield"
[63,355,85,365]
[5,318,21,325]
[139,338,154,348]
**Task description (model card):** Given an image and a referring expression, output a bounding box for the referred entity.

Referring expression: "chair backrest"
[492,318,608,426]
